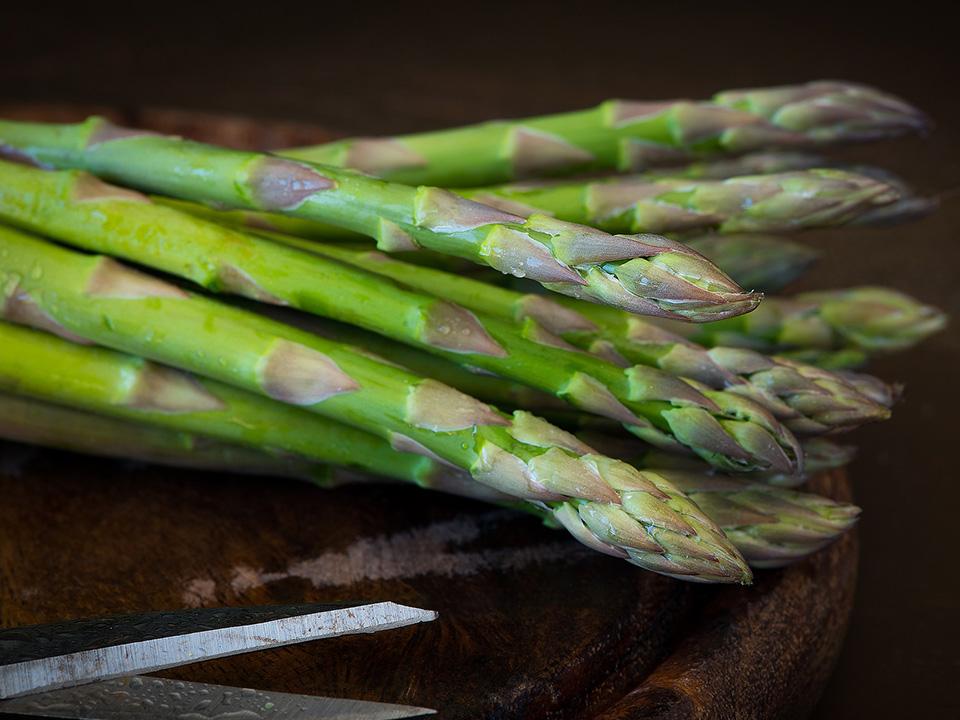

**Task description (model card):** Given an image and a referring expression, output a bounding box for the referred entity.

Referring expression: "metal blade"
[0,675,436,720]
[0,602,436,699]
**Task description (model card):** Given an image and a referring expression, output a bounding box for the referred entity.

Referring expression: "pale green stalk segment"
[156,152,926,248]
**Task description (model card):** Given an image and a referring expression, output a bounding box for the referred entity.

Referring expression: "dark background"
[2,3,956,716]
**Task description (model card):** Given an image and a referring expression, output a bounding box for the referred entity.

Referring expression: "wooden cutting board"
[0,105,858,720]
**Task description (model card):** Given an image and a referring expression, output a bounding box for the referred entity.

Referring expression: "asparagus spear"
[683,234,820,293]
[0,391,856,569]
[663,287,948,366]
[256,239,892,436]
[155,196,820,293]
[153,153,824,242]
[0,392,319,479]
[0,170,801,472]
[286,307,873,473]
[153,156,930,251]
[0,124,757,320]
[462,169,900,235]
[0,321,751,582]
[280,81,928,186]
[144,151,877,243]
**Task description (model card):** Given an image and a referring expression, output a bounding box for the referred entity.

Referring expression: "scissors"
[0,601,437,719]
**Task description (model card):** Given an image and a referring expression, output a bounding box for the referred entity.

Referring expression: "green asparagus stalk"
[663,287,948,365]
[0,168,802,472]
[683,234,820,293]
[462,169,899,235]
[0,123,758,320]
[144,152,834,244]
[0,321,752,583]
[0,390,855,569]
[655,436,858,490]
[280,297,887,439]
[258,239,892,436]
[154,157,930,253]
[280,81,928,186]
[161,195,821,293]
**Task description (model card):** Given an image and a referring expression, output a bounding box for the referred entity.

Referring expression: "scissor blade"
[0,675,436,720]
[0,602,436,699]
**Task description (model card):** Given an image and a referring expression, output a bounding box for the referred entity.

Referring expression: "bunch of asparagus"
[0,80,945,584]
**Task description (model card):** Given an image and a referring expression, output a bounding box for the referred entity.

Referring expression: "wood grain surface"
[0,106,859,720]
